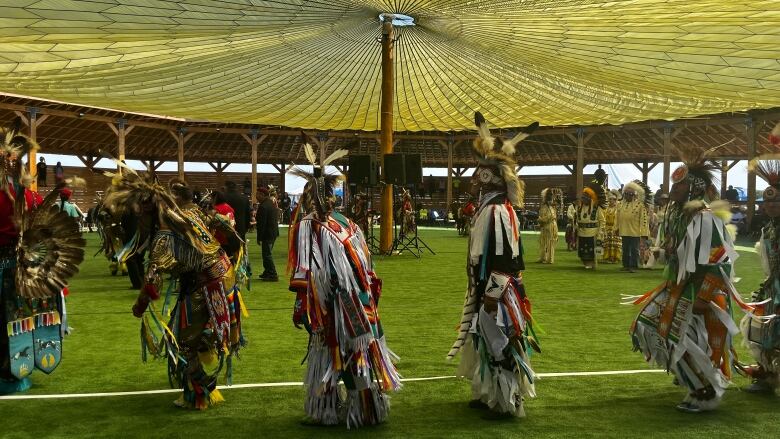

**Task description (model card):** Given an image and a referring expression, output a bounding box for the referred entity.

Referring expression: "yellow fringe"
[209,389,225,405]
[149,303,180,352]
[237,291,250,317]
[198,349,218,366]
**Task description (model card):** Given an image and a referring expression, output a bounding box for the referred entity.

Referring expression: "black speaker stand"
[389,185,435,258]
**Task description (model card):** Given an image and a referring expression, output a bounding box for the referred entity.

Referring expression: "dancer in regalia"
[616,181,649,272]
[0,125,85,394]
[565,200,578,251]
[105,170,244,410]
[448,112,540,418]
[350,192,370,236]
[288,142,400,428]
[459,195,476,236]
[576,182,606,269]
[601,191,621,264]
[740,159,780,393]
[537,187,559,264]
[398,188,415,237]
[628,147,749,413]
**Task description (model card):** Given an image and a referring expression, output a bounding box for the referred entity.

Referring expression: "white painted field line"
[0,369,665,401]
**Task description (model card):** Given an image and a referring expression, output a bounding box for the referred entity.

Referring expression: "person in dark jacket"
[256,187,279,281]
[224,180,251,240]
[279,192,292,224]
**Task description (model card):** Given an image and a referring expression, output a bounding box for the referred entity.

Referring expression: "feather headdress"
[671,145,720,201]
[623,180,647,204]
[472,111,538,207]
[582,181,607,209]
[0,119,39,190]
[541,188,550,203]
[750,158,780,188]
[291,136,346,219]
[102,157,219,255]
[749,158,780,201]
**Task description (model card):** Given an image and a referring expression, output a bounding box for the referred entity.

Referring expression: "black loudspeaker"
[384,153,406,185]
[404,154,422,185]
[348,155,378,186]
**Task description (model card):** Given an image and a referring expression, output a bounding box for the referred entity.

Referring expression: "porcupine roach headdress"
[749,158,780,202]
[101,158,219,255]
[671,145,720,203]
[472,111,538,207]
[289,136,348,220]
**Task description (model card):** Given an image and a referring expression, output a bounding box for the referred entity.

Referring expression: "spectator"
[36,157,47,187]
[54,161,64,184]
[725,185,739,202]
[427,175,436,198]
[255,187,279,282]
[279,192,292,224]
[211,190,236,246]
[57,188,82,219]
[223,180,251,240]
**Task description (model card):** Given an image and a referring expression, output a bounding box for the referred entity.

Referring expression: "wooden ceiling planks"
[1,94,779,168]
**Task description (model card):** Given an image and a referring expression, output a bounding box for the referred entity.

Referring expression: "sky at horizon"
[37,153,765,195]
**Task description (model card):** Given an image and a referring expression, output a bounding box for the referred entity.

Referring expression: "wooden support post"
[208,162,230,188]
[77,155,98,171]
[565,129,593,194]
[379,15,395,253]
[662,124,673,194]
[242,131,266,204]
[440,138,455,212]
[23,107,48,191]
[108,118,134,175]
[279,161,287,199]
[720,160,740,199]
[746,117,757,227]
[170,128,193,180]
[339,163,349,206]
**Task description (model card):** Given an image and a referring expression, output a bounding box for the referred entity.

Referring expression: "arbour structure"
[1,94,777,225]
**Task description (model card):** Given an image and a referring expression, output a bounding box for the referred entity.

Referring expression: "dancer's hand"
[483,296,498,313]
[132,294,150,318]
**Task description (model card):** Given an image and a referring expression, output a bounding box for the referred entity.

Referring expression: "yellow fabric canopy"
[0,1,778,131]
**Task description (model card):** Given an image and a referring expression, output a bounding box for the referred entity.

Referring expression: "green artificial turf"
[1,228,777,438]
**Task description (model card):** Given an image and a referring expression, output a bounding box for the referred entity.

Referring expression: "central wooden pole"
[746,117,757,228]
[379,15,395,253]
[27,108,38,191]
